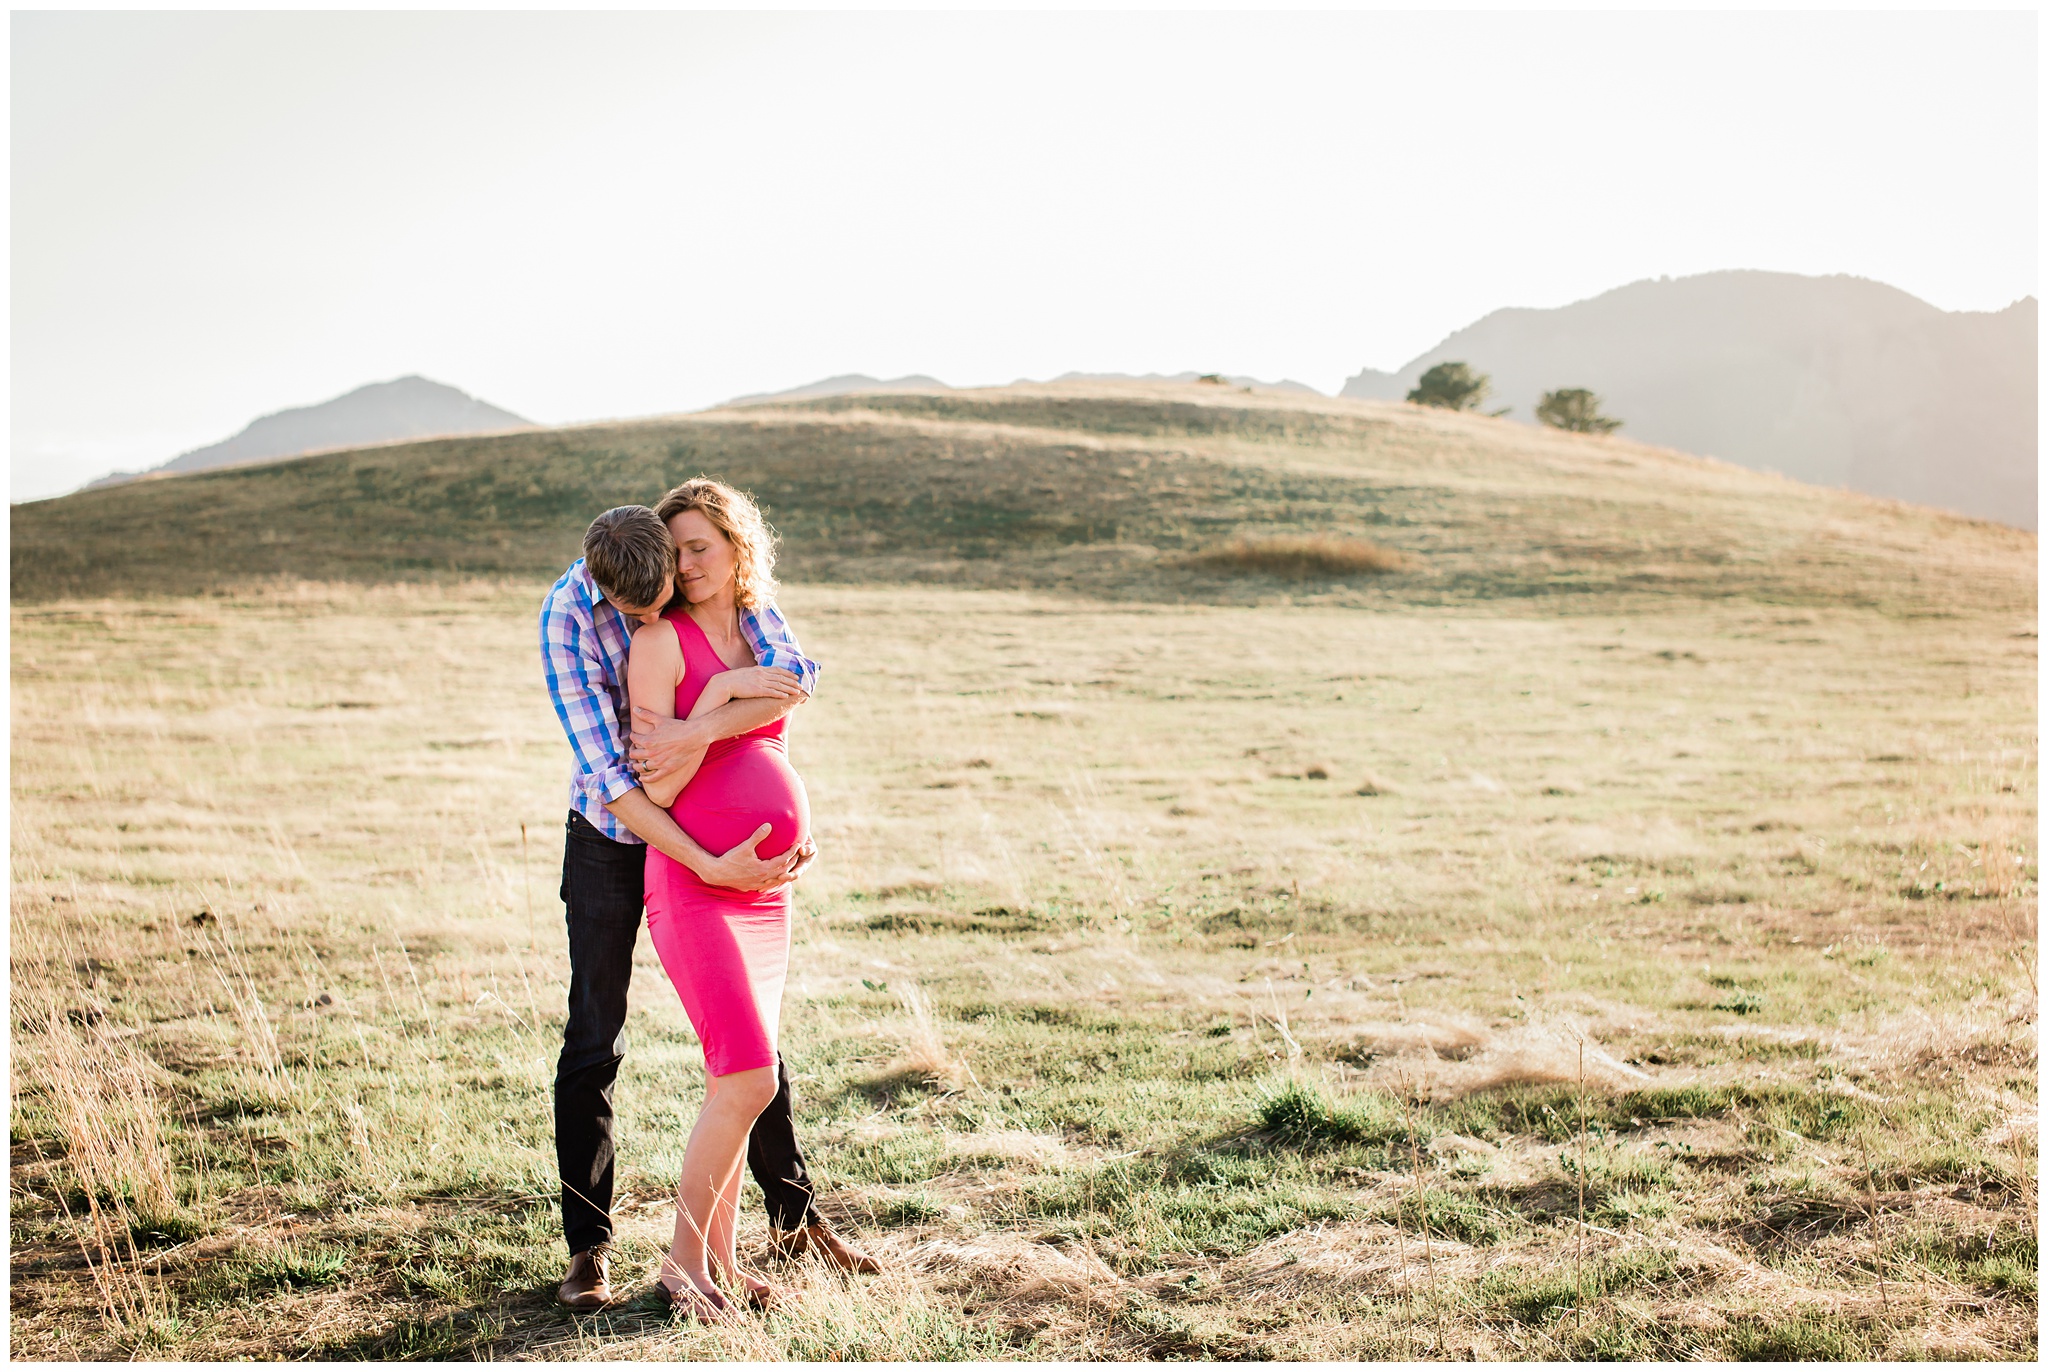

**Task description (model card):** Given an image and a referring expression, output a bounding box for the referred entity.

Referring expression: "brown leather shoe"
[557,1245,615,1309]
[804,1218,882,1275]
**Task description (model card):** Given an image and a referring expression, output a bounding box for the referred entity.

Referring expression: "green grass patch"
[1254,1080,1414,1151]
[1724,1312,1869,1361]
[1396,1186,1527,1244]
[187,1240,353,1305]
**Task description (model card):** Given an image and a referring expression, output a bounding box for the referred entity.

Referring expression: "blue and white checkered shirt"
[539,558,821,844]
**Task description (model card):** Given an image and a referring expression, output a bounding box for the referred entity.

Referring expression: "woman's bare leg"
[666,1065,779,1309]
[706,1147,748,1283]
[704,1149,785,1301]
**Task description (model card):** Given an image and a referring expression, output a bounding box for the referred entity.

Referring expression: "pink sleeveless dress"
[642,609,810,1077]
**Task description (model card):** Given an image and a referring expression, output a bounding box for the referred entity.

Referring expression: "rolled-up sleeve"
[742,602,822,697]
[540,589,638,804]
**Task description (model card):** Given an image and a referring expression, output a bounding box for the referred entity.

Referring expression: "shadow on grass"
[839,1068,949,1111]
[304,1285,686,1360]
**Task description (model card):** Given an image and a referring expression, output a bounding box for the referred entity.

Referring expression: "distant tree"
[1406,361,1491,411]
[1535,388,1623,434]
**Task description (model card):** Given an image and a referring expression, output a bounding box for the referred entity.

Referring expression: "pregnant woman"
[627,480,812,1318]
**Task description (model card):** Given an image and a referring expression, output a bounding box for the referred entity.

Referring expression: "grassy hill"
[10,377,2037,1358]
[12,380,2033,614]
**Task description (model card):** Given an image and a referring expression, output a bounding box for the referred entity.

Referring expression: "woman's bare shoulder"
[629,617,683,664]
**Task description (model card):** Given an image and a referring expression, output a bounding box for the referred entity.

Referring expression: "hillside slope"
[11,380,2033,616]
[1344,271,2037,529]
[85,375,533,489]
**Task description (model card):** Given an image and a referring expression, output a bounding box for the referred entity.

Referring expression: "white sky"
[10,8,2038,501]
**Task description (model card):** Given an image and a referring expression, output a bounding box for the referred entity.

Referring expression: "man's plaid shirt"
[539,558,821,844]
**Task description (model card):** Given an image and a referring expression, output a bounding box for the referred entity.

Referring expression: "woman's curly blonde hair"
[653,478,779,610]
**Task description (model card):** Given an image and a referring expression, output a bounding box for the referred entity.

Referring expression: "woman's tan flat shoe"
[742,1278,791,1311]
[655,1278,732,1322]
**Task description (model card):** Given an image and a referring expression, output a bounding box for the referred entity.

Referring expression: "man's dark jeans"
[555,810,818,1255]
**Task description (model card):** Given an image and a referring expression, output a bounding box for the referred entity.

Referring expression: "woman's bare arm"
[625,620,695,808]
[684,665,805,721]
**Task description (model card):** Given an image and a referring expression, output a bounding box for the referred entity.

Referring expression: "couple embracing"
[538,478,877,1319]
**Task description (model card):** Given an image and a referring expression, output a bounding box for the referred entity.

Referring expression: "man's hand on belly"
[786,836,819,881]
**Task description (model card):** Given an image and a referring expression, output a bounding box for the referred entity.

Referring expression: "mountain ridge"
[1046,370,1322,396]
[726,373,953,406]
[86,375,532,490]
[726,369,1325,406]
[1342,270,2036,529]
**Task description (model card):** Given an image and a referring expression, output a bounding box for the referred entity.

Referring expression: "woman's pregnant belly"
[669,739,810,863]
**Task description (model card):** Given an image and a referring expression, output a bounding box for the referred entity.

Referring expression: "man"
[539,503,879,1310]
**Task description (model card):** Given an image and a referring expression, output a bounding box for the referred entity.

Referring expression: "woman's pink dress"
[643,609,810,1077]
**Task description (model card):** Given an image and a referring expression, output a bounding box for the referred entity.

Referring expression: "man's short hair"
[582,506,674,609]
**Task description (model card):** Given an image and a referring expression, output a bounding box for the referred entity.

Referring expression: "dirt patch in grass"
[1184,534,1408,580]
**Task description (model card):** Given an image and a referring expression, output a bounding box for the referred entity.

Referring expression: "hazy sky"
[12,8,2038,501]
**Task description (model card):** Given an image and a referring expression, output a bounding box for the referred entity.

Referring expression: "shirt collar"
[569,558,612,612]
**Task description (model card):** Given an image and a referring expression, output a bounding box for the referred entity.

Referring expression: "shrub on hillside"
[1188,534,1406,579]
[1407,361,1491,411]
[1536,387,1623,434]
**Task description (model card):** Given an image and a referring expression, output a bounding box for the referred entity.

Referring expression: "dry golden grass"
[9,570,2035,1359]
[7,367,2037,1362]
[12,991,182,1224]
[891,981,973,1093]
[1186,534,1407,578]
